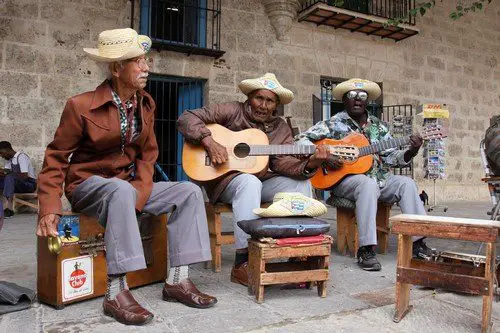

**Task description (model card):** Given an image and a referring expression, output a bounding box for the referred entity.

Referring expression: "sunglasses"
[346,90,368,101]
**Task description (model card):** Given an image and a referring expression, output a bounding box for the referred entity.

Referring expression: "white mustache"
[137,73,149,79]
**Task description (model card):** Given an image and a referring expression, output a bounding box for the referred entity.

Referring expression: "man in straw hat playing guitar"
[296,78,433,271]
[178,73,336,286]
[36,28,217,326]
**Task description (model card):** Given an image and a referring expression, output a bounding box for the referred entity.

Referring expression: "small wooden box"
[247,237,331,303]
[37,213,168,309]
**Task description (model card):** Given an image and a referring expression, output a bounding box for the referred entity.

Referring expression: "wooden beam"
[260,269,328,285]
[397,267,490,295]
[391,222,498,242]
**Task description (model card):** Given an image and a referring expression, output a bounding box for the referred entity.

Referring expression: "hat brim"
[83,47,147,62]
[333,80,381,101]
[83,34,152,62]
[239,81,294,104]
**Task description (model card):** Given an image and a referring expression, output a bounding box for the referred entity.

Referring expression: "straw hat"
[253,192,327,217]
[83,28,152,62]
[333,78,381,100]
[238,73,294,104]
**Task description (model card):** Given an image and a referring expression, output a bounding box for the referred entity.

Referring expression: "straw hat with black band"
[83,28,152,62]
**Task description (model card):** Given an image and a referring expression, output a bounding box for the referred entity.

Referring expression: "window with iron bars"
[146,74,205,182]
[140,0,224,58]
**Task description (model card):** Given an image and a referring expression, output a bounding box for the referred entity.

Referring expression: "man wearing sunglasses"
[296,78,431,271]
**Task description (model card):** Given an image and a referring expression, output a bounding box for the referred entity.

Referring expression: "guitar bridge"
[205,153,211,166]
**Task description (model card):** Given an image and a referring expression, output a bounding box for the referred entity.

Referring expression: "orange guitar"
[310,127,447,189]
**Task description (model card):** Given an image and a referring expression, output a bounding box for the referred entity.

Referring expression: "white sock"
[166,265,189,285]
[106,274,128,300]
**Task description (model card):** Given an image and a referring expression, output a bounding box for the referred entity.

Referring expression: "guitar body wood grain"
[311,133,374,190]
[182,124,270,181]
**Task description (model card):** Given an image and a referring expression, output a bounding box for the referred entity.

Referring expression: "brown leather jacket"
[38,81,158,218]
[177,101,313,203]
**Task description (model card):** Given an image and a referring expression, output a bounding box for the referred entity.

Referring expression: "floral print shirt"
[295,111,409,187]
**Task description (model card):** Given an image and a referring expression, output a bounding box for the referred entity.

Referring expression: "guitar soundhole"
[234,143,250,158]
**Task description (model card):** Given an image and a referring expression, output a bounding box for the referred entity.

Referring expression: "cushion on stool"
[273,235,329,246]
[237,217,330,238]
[326,196,356,209]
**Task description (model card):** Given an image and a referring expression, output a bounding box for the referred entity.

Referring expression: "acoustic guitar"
[310,126,447,189]
[182,123,446,184]
[182,124,356,182]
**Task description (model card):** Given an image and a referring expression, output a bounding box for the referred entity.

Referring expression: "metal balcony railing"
[300,0,416,25]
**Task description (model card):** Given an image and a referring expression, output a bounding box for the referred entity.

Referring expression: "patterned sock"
[106,274,128,300]
[166,265,189,285]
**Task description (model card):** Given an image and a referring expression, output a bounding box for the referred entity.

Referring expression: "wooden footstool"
[204,202,271,272]
[390,214,500,333]
[328,196,391,256]
[247,236,331,303]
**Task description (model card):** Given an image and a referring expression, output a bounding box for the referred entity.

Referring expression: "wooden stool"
[204,202,270,272]
[390,214,500,333]
[329,197,391,256]
[247,237,331,303]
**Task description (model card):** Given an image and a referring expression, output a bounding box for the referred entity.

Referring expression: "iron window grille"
[140,0,225,58]
[146,74,205,182]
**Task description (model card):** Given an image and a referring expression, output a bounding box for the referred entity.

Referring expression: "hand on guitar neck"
[403,134,424,162]
[201,135,229,165]
[306,145,344,173]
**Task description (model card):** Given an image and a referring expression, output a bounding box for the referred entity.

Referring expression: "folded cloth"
[0,281,36,315]
[237,217,330,238]
[253,192,327,217]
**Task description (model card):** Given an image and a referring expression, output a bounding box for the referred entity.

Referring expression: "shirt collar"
[90,80,150,111]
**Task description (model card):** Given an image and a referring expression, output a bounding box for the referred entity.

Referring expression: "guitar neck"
[248,145,316,156]
[359,136,410,157]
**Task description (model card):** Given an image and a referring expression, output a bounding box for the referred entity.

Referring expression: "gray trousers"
[71,176,211,275]
[331,174,426,247]
[218,174,312,249]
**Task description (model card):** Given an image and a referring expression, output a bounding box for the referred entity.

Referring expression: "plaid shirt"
[295,111,409,187]
[111,89,141,152]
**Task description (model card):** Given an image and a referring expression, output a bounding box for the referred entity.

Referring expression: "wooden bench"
[328,196,391,256]
[204,202,271,272]
[13,192,38,212]
[247,237,331,303]
[390,214,500,333]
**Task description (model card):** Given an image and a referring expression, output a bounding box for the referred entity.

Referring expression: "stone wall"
[1,0,498,201]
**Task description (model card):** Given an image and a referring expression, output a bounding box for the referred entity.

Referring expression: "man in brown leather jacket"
[177,73,337,286]
[36,28,216,326]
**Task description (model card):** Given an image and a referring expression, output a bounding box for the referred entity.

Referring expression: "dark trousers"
[0,175,36,199]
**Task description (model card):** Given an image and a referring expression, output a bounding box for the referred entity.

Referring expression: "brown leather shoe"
[230,262,249,286]
[162,278,217,309]
[103,290,154,326]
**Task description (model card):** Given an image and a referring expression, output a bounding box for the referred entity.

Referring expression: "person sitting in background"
[0,141,37,218]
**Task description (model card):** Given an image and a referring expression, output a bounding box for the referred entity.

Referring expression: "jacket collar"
[90,80,154,112]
